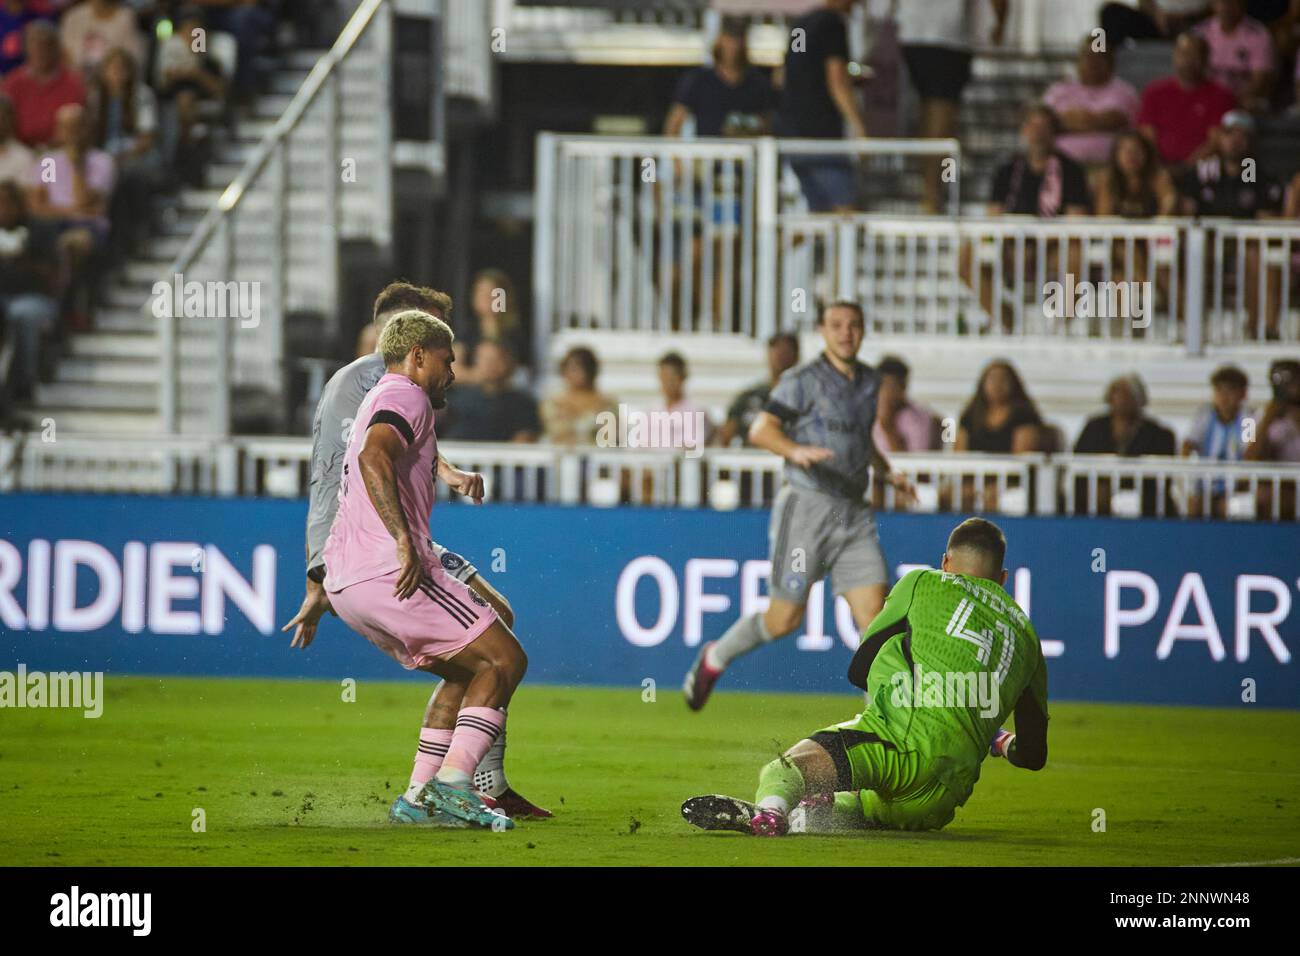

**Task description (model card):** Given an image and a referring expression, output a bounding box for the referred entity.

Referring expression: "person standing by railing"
[776,0,870,213]
[897,0,1008,213]
[682,300,915,711]
[1245,358,1300,519]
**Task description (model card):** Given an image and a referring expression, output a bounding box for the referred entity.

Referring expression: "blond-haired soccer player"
[286,308,529,829]
[285,283,548,821]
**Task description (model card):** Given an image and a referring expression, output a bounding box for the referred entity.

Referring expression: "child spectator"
[651,351,715,450]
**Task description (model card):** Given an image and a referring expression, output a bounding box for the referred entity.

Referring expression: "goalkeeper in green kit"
[682,517,1049,836]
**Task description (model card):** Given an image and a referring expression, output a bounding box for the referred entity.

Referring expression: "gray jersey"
[306,352,386,572]
[763,353,880,500]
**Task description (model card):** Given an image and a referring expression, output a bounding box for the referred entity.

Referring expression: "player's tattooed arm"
[358,423,424,600]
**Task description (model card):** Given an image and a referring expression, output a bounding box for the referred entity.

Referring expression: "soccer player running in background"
[683,300,914,709]
[282,286,548,823]
[682,518,1049,836]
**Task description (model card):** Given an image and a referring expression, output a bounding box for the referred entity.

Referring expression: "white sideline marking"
[1194,857,1300,868]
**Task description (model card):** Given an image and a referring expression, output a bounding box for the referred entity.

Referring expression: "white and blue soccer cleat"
[419,780,515,830]
[388,794,469,828]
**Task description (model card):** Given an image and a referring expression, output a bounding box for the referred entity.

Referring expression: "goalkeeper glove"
[990,728,1015,758]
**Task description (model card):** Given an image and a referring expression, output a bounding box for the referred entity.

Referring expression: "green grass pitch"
[2,676,1297,866]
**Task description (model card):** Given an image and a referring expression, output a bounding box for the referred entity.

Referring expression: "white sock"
[757,795,790,815]
[710,613,775,669]
[473,734,509,798]
[433,767,471,787]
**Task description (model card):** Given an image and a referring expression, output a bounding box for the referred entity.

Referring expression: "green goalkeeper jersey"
[854,568,1049,798]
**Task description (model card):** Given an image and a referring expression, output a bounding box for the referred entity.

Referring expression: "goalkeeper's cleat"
[388,794,469,828]
[990,729,1015,758]
[682,794,769,835]
[496,787,553,819]
[750,809,789,837]
[683,641,723,711]
[420,780,515,830]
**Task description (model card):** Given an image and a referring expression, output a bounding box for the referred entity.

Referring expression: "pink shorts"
[328,564,498,670]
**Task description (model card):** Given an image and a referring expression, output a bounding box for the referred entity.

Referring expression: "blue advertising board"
[0,493,1295,707]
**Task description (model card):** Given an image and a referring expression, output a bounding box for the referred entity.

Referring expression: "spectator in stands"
[652,351,715,450]
[1094,129,1179,216]
[1100,1,1211,44]
[871,354,941,453]
[1182,364,1253,517]
[1248,358,1300,462]
[1136,31,1235,168]
[2,20,85,147]
[540,345,618,447]
[193,0,276,104]
[1043,36,1140,169]
[91,47,162,251]
[442,340,541,444]
[988,105,1091,216]
[960,105,1088,327]
[897,0,1008,213]
[1179,109,1286,337]
[452,268,529,387]
[0,179,57,402]
[955,360,1043,454]
[60,0,145,78]
[1195,0,1276,110]
[156,5,224,185]
[0,0,46,77]
[1076,374,1176,457]
[26,102,114,328]
[0,94,32,183]
[1245,358,1299,518]
[775,0,869,212]
[1073,374,1177,516]
[665,17,773,138]
[714,330,799,447]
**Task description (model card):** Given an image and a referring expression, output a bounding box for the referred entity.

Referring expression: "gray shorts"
[767,484,887,604]
[427,539,478,584]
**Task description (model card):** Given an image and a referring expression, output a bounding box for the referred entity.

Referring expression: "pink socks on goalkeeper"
[435,707,506,786]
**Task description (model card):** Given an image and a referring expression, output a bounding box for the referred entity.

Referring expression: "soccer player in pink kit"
[323,309,528,829]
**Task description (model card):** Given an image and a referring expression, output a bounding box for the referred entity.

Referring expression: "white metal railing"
[4,438,1296,521]
[532,135,961,367]
[159,0,395,436]
[533,134,1300,354]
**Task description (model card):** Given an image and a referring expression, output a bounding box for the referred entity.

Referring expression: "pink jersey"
[323,373,438,591]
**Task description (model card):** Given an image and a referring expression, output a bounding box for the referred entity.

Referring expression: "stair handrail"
[158,0,394,435]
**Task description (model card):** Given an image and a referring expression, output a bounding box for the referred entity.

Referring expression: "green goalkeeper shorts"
[810,714,968,832]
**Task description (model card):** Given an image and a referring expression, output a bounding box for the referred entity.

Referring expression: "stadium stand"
[0,0,1296,522]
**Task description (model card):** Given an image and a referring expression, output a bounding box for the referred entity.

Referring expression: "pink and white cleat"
[749,809,789,837]
[683,641,724,711]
